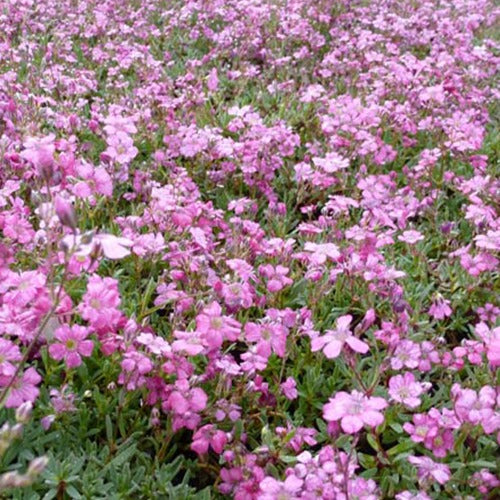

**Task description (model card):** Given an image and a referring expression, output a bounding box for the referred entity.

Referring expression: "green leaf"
[387,439,415,457]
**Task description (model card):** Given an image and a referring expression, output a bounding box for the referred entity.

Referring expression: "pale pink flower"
[258,475,303,500]
[398,230,424,244]
[2,368,41,408]
[388,373,430,409]
[63,232,132,260]
[396,491,432,500]
[196,302,241,349]
[390,340,421,370]
[311,315,369,359]
[104,132,138,164]
[303,242,340,264]
[408,456,450,485]
[323,390,387,433]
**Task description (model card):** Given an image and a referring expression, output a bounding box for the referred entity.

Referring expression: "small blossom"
[48,325,93,369]
[311,315,369,359]
[388,372,430,409]
[323,390,387,433]
[408,456,450,485]
[281,377,298,400]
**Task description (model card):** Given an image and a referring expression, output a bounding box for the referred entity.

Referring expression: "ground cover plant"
[0,0,499,498]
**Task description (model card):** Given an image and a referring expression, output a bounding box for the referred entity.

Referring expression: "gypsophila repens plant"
[0,0,498,498]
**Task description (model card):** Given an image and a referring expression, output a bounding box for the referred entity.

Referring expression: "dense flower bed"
[0,0,498,497]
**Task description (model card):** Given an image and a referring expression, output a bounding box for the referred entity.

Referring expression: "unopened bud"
[0,471,24,489]
[27,456,49,476]
[15,402,33,424]
[54,196,77,230]
[10,424,23,440]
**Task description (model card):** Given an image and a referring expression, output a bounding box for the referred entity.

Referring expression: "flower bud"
[27,456,49,476]
[15,402,33,424]
[54,196,77,230]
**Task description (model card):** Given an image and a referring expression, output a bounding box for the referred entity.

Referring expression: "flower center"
[210,317,223,329]
[90,298,101,309]
[65,339,76,350]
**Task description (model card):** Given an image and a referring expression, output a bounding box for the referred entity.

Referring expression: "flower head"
[323,390,387,433]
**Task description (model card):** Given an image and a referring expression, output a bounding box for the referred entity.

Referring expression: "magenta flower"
[49,325,93,368]
[311,315,369,359]
[323,390,388,433]
[191,424,227,455]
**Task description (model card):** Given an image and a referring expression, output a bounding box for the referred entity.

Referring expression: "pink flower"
[245,322,288,358]
[79,275,122,331]
[475,324,500,367]
[428,297,452,320]
[403,411,455,457]
[281,377,298,400]
[258,475,303,500]
[20,134,55,178]
[49,325,93,368]
[0,339,22,377]
[390,340,421,370]
[73,163,113,200]
[191,424,227,455]
[311,315,369,359]
[303,242,340,265]
[258,264,292,293]
[398,230,424,244]
[206,68,218,92]
[54,196,77,230]
[2,368,41,408]
[323,390,387,433]
[408,456,450,485]
[2,213,34,244]
[163,380,208,431]
[388,372,430,409]
[453,385,496,426]
[104,132,138,164]
[196,302,241,349]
